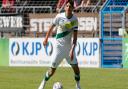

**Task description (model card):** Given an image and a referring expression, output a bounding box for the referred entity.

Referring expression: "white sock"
[38,79,46,89]
[76,81,80,85]
[76,81,81,89]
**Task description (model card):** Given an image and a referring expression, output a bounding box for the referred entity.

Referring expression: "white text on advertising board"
[30,17,97,32]
[0,16,23,28]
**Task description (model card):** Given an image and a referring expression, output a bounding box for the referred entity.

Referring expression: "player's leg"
[71,64,81,89]
[38,67,56,89]
[66,54,81,89]
[38,49,64,89]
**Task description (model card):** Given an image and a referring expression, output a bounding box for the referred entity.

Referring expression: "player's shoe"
[76,81,81,89]
[38,79,46,89]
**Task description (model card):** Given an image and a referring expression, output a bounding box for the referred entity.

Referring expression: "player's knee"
[49,68,56,76]
[49,71,54,76]
[74,73,80,81]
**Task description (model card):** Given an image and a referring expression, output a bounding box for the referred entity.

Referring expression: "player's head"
[64,0,74,17]
[65,0,74,8]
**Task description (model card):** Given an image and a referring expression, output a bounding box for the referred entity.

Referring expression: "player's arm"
[56,0,61,12]
[43,13,58,46]
[43,24,55,46]
[70,30,78,61]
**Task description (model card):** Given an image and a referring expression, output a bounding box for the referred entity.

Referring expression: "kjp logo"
[11,41,53,56]
[75,41,98,56]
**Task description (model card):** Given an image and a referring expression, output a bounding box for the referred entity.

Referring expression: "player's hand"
[69,49,74,61]
[56,7,61,13]
[43,39,48,47]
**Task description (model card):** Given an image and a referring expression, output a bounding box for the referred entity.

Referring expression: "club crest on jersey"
[59,19,65,25]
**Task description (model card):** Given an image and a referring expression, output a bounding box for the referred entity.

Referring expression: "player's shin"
[74,73,81,89]
[75,73,80,81]
[44,71,51,81]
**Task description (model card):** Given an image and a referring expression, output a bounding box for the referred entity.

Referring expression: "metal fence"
[0,0,105,38]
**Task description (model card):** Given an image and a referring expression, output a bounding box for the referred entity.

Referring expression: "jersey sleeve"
[73,18,78,31]
[52,14,60,25]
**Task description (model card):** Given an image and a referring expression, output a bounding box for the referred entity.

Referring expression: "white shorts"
[51,45,78,68]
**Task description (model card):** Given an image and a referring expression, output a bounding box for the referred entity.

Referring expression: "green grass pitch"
[0,67,128,89]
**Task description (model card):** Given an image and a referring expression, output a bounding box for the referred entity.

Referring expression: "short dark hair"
[65,0,74,8]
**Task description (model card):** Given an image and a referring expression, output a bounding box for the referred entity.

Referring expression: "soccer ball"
[53,82,63,89]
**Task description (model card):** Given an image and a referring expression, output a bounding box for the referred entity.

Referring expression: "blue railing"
[100,0,128,68]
